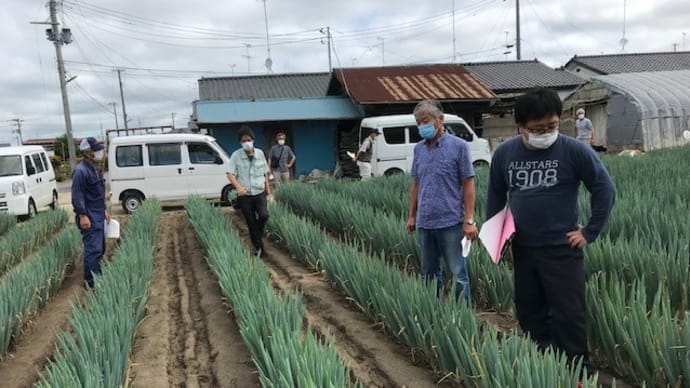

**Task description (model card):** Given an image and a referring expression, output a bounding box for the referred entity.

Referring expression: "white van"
[0,146,59,218]
[108,133,235,213]
[359,114,492,177]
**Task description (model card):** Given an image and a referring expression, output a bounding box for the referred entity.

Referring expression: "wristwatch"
[464,219,476,226]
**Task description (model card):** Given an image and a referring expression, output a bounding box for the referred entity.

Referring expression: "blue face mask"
[418,123,437,140]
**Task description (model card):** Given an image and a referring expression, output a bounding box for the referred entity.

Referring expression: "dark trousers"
[80,226,105,287]
[512,243,590,368]
[237,193,269,251]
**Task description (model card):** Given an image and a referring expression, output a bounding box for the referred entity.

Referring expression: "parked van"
[108,133,235,213]
[0,146,58,218]
[359,114,492,176]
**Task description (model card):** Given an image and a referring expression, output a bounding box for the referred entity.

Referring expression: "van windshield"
[0,155,22,177]
[212,141,231,159]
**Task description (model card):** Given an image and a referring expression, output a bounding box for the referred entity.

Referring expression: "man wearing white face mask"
[268,132,296,185]
[227,126,271,257]
[575,108,595,145]
[486,88,615,378]
[72,137,111,288]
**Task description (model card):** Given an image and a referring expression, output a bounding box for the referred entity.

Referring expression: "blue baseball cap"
[79,137,104,151]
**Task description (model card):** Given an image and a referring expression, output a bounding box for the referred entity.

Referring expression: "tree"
[53,134,78,161]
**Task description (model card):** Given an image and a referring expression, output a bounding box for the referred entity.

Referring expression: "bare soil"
[128,211,259,388]
[228,210,452,388]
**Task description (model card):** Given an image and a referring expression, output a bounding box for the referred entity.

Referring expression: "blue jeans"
[417,223,471,304]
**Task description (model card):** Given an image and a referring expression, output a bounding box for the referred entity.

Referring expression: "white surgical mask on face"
[93,150,105,161]
[278,139,285,146]
[527,129,559,149]
[577,114,585,120]
[241,141,254,151]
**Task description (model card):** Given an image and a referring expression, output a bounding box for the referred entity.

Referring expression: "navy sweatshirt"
[486,135,615,247]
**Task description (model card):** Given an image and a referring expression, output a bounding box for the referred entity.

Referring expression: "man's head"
[79,137,105,162]
[413,99,444,140]
[514,88,562,150]
[276,132,286,146]
[576,108,586,119]
[238,126,255,152]
[367,128,381,140]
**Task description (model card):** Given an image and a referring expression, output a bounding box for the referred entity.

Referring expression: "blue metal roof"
[196,96,362,123]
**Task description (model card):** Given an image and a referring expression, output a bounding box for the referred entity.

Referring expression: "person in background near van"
[406,99,478,304]
[352,128,380,180]
[72,137,111,288]
[227,127,271,257]
[575,108,595,145]
[269,132,296,185]
[486,88,615,378]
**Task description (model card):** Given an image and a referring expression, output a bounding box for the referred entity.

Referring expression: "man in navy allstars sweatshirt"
[486,88,615,376]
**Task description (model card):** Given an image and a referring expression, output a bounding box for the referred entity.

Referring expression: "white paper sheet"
[461,236,472,257]
[478,207,515,264]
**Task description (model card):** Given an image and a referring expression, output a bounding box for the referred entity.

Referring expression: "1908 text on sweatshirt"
[486,135,615,247]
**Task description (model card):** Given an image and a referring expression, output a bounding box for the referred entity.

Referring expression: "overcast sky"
[1,0,688,142]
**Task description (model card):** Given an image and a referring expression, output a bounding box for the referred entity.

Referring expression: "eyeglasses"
[524,125,559,135]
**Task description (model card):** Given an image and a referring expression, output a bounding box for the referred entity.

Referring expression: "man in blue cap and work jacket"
[72,137,111,288]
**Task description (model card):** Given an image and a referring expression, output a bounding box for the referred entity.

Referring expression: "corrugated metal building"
[193,73,362,176]
[563,70,690,151]
[564,51,690,78]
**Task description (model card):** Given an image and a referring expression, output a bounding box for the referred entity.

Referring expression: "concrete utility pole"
[378,37,385,66]
[452,0,457,62]
[10,118,24,145]
[116,69,129,129]
[108,102,119,129]
[242,43,253,73]
[321,27,332,71]
[515,0,521,60]
[41,0,77,168]
[171,112,176,130]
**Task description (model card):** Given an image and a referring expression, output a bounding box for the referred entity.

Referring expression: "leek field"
[0,145,686,388]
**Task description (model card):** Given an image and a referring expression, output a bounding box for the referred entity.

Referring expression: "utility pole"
[683,32,687,51]
[673,43,679,52]
[515,0,521,60]
[108,102,119,129]
[10,118,24,145]
[378,37,385,66]
[36,0,76,168]
[242,43,253,73]
[171,113,176,130]
[261,0,273,73]
[116,69,128,129]
[321,27,332,71]
[452,0,457,62]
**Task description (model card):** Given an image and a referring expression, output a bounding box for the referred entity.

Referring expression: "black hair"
[514,88,562,125]
[237,125,255,141]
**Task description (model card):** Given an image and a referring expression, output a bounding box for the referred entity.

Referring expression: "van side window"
[31,154,46,173]
[381,127,406,145]
[188,142,219,164]
[40,153,50,171]
[24,156,34,174]
[446,124,474,142]
[116,145,143,167]
[148,143,181,166]
[409,128,423,143]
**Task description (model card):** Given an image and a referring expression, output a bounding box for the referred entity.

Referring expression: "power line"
[70,79,113,114]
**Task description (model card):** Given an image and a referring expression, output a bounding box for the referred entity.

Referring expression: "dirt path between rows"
[228,210,450,388]
[128,211,259,388]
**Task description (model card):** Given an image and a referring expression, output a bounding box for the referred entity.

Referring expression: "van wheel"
[384,168,404,176]
[221,185,238,208]
[28,199,37,219]
[50,191,59,210]
[122,192,143,214]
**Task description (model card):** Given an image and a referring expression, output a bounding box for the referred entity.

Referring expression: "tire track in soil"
[129,211,259,388]
[228,210,447,388]
[0,218,124,388]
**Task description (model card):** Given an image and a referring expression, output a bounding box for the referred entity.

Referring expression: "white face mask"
[93,150,105,161]
[241,141,254,151]
[277,139,285,146]
[577,114,585,120]
[527,130,559,149]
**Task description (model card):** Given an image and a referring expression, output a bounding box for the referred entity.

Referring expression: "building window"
[148,144,181,166]
[116,145,143,167]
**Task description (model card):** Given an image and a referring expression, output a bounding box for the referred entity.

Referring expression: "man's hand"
[463,224,479,240]
[237,186,248,196]
[79,214,91,230]
[406,216,416,234]
[567,226,588,249]
[105,211,111,224]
